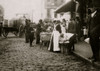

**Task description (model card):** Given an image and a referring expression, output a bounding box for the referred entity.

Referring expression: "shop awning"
[55,1,76,13]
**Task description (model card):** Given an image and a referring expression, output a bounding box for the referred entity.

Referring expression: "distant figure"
[36,19,42,44]
[19,24,24,38]
[61,19,66,34]
[29,24,35,47]
[24,19,30,43]
[0,22,3,36]
[67,19,76,34]
[75,17,81,41]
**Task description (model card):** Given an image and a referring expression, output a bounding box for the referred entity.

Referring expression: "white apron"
[48,30,60,51]
[53,30,60,51]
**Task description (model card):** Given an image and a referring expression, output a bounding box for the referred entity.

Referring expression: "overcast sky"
[0,0,45,22]
[0,0,70,22]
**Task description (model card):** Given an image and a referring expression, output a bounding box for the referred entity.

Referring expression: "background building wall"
[0,5,4,22]
[45,0,65,19]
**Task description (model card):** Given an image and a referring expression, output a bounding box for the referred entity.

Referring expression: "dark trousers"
[49,36,53,52]
[36,34,40,44]
[90,36,100,61]
[25,33,29,43]
[29,34,34,46]
[29,37,34,46]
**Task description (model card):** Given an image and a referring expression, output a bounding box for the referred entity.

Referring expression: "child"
[83,26,88,39]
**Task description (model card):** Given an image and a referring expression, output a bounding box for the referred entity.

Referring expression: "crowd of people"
[22,7,100,62]
[0,7,100,62]
[22,18,82,53]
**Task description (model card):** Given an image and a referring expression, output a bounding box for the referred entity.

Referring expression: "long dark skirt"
[49,36,53,52]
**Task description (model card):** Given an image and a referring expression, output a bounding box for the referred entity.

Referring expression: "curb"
[72,51,100,69]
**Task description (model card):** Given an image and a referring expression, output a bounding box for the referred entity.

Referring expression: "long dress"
[48,24,61,52]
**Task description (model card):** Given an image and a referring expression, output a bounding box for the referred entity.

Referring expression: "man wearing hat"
[89,6,100,62]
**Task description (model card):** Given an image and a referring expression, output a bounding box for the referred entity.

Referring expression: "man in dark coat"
[29,24,35,47]
[89,8,100,62]
[36,19,42,44]
[24,19,30,43]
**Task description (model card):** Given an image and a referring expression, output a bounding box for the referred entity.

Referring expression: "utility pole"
[41,0,43,19]
[32,9,34,22]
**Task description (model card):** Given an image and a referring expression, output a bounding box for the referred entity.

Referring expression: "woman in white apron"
[48,20,61,52]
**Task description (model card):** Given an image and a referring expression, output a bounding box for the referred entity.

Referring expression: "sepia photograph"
[0,0,100,71]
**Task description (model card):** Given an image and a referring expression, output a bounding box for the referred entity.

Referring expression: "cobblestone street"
[0,37,100,71]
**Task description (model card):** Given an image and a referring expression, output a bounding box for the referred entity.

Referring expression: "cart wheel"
[2,29,8,38]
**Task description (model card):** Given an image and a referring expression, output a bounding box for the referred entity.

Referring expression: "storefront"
[55,0,78,19]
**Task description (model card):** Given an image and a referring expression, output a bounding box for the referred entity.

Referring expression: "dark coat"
[36,23,42,34]
[24,25,30,34]
[89,10,100,61]
[56,24,61,33]
[89,11,100,38]
[29,27,34,35]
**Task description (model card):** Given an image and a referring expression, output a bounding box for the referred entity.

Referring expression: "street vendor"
[48,20,61,52]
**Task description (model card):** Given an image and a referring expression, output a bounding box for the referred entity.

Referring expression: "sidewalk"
[74,41,92,59]
[73,41,100,68]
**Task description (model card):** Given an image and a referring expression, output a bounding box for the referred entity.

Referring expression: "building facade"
[0,5,4,22]
[45,0,65,19]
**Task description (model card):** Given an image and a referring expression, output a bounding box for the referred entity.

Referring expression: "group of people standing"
[48,18,78,53]
[48,7,100,62]
[24,19,35,47]
[22,9,100,62]
[23,18,78,49]
[24,19,44,47]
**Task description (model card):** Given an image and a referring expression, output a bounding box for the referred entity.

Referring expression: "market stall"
[55,0,76,13]
[59,33,76,54]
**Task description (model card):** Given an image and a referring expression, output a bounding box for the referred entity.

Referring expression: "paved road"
[0,37,99,71]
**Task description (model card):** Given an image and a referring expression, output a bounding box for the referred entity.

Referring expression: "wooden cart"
[2,27,19,38]
[40,32,51,48]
